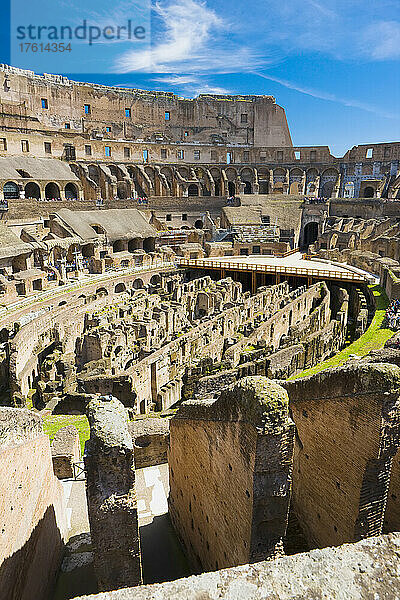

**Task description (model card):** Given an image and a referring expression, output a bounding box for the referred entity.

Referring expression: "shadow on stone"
[139,513,191,585]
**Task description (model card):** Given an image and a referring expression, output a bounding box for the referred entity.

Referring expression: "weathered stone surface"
[51,425,81,479]
[283,362,400,549]
[0,406,42,450]
[74,533,400,600]
[169,377,295,572]
[84,396,142,592]
[0,408,67,600]
[129,418,169,469]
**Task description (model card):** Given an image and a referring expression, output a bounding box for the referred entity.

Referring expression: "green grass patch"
[289,285,394,380]
[43,410,173,453]
[43,414,90,454]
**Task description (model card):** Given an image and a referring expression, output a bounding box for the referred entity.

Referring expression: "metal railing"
[274,247,300,258]
[177,258,367,282]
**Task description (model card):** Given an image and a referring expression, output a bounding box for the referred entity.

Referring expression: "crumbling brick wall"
[0,408,67,600]
[283,363,400,549]
[168,377,295,573]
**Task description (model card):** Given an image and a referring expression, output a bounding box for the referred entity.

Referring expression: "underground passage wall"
[0,408,67,600]
[283,363,400,550]
[168,377,294,573]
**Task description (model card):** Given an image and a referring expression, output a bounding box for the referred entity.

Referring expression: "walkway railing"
[274,247,300,258]
[177,258,367,282]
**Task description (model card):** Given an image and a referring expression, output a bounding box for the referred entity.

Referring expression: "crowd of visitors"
[385,299,400,329]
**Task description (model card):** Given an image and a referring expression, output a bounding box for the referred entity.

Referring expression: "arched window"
[3,181,19,199]
[45,182,60,199]
[65,183,78,199]
[25,182,40,199]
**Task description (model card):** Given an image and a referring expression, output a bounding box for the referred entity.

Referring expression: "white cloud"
[254,71,399,120]
[360,21,400,60]
[153,74,231,96]
[114,0,262,73]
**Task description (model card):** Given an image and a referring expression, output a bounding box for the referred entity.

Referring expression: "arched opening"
[65,183,78,199]
[259,181,269,194]
[25,182,40,199]
[82,244,94,258]
[115,181,128,199]
[150,274,161,286]
[128,239,142,252]
[364,186,375,198]
[115,283,126,293]
[243,181,252,194]
[88,165,100,184]
[133,278,144,289]
[228,181,235,196]
[90,224,106,235]
[321,181,334,198]
[113,240,125,253]
[214,181,220,196]
[303,222,319,248]
[143,238,155,252]
[96,287,108,297]
[194,219,203,229]
[188,184,199,196]
[3,181,19,199]
[45,182,60,200]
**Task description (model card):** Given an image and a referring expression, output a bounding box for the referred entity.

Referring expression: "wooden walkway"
[177,258,367,285]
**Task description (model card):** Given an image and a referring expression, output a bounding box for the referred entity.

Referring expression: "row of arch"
[3,181,79,200]
[76,162,341,199]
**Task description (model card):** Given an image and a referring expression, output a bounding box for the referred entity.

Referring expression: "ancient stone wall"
[0,408,67,600]
[129,418,169,469]
[168,377,294,573]
[51,425,81,479]
[0,66,291,148]
[283,363,400,549]
[84,396,142,591]
[73,533,400,600]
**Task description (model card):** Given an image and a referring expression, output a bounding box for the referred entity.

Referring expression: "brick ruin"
[168,377,295,571]
[78,359,400,597]
[1,274,357,414]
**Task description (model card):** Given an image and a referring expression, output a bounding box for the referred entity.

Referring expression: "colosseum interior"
[1,63,400,600]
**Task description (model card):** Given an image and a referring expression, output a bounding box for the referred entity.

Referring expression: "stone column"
[84,396,142,591]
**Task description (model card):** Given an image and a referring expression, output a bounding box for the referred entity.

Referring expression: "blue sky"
[1,0,400,156]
